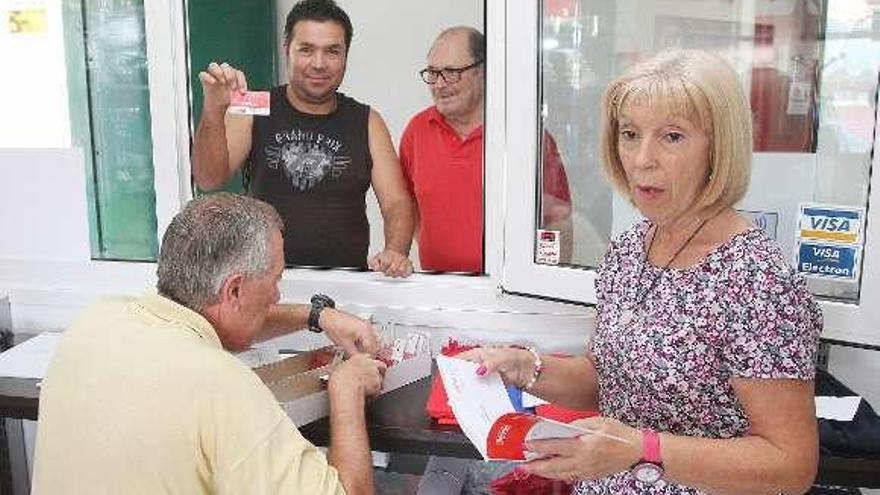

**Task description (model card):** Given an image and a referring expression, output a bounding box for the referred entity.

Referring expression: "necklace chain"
[630,216,711,311]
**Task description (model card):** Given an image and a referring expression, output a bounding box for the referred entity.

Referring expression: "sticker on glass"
[797,241,860,281]
[535,229,560,266]
[739,209,778,240]
[798,204,864,246]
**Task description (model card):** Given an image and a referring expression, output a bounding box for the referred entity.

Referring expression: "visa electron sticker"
[796,204,864,281]
[797,242,859,280]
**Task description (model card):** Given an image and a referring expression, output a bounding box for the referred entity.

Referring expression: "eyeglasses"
[419,60,484,84]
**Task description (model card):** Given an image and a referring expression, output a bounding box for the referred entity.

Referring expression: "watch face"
[632,462,663,484]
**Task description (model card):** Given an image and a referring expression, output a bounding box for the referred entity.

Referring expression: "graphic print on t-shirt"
[265,128,352,191]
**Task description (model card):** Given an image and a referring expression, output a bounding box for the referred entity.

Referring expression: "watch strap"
[308,294,335,333]
[642,428,662,464]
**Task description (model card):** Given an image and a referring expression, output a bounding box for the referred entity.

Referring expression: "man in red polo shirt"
[400,27,572,273]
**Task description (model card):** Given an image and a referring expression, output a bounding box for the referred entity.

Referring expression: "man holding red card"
[192,0,415,277]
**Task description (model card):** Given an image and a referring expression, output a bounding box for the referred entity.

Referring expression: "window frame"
[142,0,536,317]
[500,1,880,348]
[501,0,597,304]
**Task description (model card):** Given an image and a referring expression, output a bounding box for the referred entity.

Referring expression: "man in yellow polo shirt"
[32,193,386,495]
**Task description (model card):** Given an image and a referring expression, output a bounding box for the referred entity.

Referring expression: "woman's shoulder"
[608,219,651,255]
[712,228,789,270]
[708,228,811,298]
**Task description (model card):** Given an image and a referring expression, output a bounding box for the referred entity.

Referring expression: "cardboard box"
[254,346,432,426]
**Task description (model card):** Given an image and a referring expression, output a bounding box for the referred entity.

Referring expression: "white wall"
[0,1,91,263]
[0,148,91,262]
[0,0,70,147]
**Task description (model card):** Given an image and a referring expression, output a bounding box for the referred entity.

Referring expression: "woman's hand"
[519,417,642,483]
[455,346,536,388]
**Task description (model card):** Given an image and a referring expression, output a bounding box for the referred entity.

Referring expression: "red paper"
[425,340,479,424]
[491,470,572,495]
[535,403,597,423]
[487,413,542,460]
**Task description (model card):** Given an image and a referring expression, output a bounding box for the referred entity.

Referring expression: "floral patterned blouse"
[576,220,821,495]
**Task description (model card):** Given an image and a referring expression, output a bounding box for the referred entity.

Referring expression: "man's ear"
[217,273,246,307]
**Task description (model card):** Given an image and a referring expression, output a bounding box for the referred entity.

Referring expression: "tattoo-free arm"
[368,109,415,255]
[661,379,817,494]
[191,62,253,190]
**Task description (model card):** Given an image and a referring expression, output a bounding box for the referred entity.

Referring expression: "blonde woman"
[463,50,821,494]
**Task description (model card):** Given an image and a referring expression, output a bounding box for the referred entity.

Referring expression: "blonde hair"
[600,49,752,214]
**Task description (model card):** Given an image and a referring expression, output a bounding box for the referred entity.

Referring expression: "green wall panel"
[188,0,277,194]
[66,0,158,261]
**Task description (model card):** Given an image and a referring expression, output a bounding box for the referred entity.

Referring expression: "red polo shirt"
[400,107,484,272]
[400,106,571,273]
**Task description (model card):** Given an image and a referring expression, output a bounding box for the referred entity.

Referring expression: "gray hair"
[157,193,284,310]
[467,28,485,63]
[434,26,484,63]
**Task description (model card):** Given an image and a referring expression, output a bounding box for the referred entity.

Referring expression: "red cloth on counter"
[427,342,597,425]
[425,341,478,424]
[490,470,573,495]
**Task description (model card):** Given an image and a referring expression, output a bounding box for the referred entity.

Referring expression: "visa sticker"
[797,242,860,281]
[228,91,270,116]
[798,204,863,245]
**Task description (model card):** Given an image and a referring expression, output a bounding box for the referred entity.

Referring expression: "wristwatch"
[308,294,335,333]
[630,428,664,484]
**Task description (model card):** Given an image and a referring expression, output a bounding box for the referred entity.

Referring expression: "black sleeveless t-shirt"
[247,86,372,268]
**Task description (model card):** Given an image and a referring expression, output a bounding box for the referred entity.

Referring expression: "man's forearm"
[193,110,232,190]
[328,388,374,495]
[256,303,310,342]
[382,199,415,254]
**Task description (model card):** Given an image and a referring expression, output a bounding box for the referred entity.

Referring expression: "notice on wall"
[796,204,865,281]
[786,82,812,116]
[8,8,47,34]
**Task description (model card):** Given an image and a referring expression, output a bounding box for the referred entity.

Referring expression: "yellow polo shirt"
[32,292,345,495]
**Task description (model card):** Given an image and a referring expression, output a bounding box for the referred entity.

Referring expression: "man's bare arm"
[259,304,380,356]
[192,62,254,190]
[367,109,415,277]
[327,355,386,495]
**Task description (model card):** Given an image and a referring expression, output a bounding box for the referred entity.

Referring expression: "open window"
[503,0,880,347]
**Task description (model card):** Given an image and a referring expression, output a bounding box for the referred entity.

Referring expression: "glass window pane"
[68,0,158,260]
[539,0,877,302]
[187,0,486,274]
